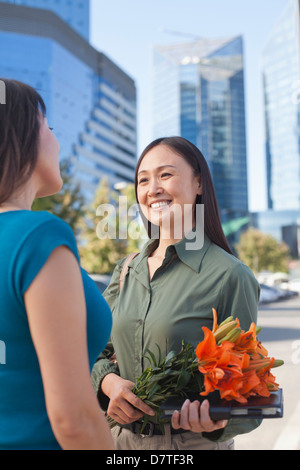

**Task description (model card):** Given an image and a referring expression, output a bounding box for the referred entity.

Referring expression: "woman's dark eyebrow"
[138,165,177,175]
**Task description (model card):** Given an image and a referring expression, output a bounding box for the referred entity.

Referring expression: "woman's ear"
[197,175,202,196]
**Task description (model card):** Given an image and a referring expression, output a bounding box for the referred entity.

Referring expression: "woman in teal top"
[0,79,114,450]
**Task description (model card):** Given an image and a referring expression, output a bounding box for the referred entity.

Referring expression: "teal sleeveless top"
[0,211,112,450]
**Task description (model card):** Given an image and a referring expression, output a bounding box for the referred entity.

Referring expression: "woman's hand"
[171,399,228,434]
[101,374,155,425]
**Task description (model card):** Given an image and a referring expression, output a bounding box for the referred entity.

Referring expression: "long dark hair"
[134,136,233,255]
[0,79,46,204]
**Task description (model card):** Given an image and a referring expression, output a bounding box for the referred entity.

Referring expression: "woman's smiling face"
[137,145,202,237]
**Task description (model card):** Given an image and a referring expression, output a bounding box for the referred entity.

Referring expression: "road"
[234,295,300,450]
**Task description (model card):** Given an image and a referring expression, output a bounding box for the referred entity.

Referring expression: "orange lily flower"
[196,312,283,402]
[196,327,219,362]
[234,323,258,354]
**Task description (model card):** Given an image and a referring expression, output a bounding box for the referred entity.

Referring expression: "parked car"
[259,284,281,304]
[287,278,300,295]
[259,283,298,304]
[89,274,111,293]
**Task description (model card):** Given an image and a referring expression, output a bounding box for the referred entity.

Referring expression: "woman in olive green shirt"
[92,137,261,450]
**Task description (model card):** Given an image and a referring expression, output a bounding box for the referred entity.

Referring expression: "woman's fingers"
[171,409,181,430]
[108,397,144,423]
[200,399,227,432]
[188,400,202,429]
[124,389,155,417]
[173,400,193,431]
[171,399,228,433]
[106,379,155,425]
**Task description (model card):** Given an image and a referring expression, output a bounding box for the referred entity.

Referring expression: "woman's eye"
[138,178,148,184]
[161,173,171,178]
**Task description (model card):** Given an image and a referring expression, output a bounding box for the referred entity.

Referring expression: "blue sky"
[90,0,289,212]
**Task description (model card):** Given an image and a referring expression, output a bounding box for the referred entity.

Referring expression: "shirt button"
[138,320,143,325]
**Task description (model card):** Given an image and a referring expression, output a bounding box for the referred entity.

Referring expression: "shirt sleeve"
[102,259,124,311]
[217,262,260,330]
[202,417,262,443]
[12,218,80,306]
[91,341,119,411]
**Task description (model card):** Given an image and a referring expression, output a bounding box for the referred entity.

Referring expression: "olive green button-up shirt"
[92,234,261,441]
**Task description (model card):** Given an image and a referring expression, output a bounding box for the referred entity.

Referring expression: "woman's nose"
[148,185,162,197]
[147,178,162,197]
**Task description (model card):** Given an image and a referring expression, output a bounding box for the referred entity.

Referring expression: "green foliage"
[79,178,147,274]
[235,228,291,274]
[107,342,204,433]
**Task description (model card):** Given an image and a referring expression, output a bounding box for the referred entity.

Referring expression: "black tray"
[160,389,283,420]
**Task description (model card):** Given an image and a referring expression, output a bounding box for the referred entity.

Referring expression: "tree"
[235,228,291,274]
[79,178,146,274]
[32,159,84,235]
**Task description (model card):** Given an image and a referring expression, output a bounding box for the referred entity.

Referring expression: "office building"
[253,0,300,258]
[0,0,90,40]
[0,2,137,203]
[152,36,249,237]
[262,0,300,211]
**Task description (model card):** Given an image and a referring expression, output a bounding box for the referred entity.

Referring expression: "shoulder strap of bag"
[119,252,139,291]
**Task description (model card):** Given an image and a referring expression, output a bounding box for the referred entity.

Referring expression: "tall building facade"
[0,0,90,39]
[262,0,300,211]
[152,36,248,230]
[0,2,137,203]
[253,0,300,258]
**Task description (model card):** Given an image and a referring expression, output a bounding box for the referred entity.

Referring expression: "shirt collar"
[173,232,211,272]
[130,232,211,274]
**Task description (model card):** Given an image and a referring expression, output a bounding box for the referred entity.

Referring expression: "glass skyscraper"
[262,0,300,211]
[253,0,300,258]
[0,0,90,39]
[152,36,248,230]
[0,2,137,203]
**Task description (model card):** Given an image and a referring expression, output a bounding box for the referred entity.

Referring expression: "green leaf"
[148,383,161,399]
[156,344,162,365]
[164,350,177,366]
[175,370,191,391]
[144,349,157,367]
[140,414,150,434]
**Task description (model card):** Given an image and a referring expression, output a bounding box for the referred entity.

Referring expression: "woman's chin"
[36,179,63,198]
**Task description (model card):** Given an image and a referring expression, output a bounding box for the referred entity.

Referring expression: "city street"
[234,295,300,450]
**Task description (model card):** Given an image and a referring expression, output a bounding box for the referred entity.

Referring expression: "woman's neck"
[0,204,27,213]
[151,217,198,258]
[150,235,181,259]
[0,194,33,212]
